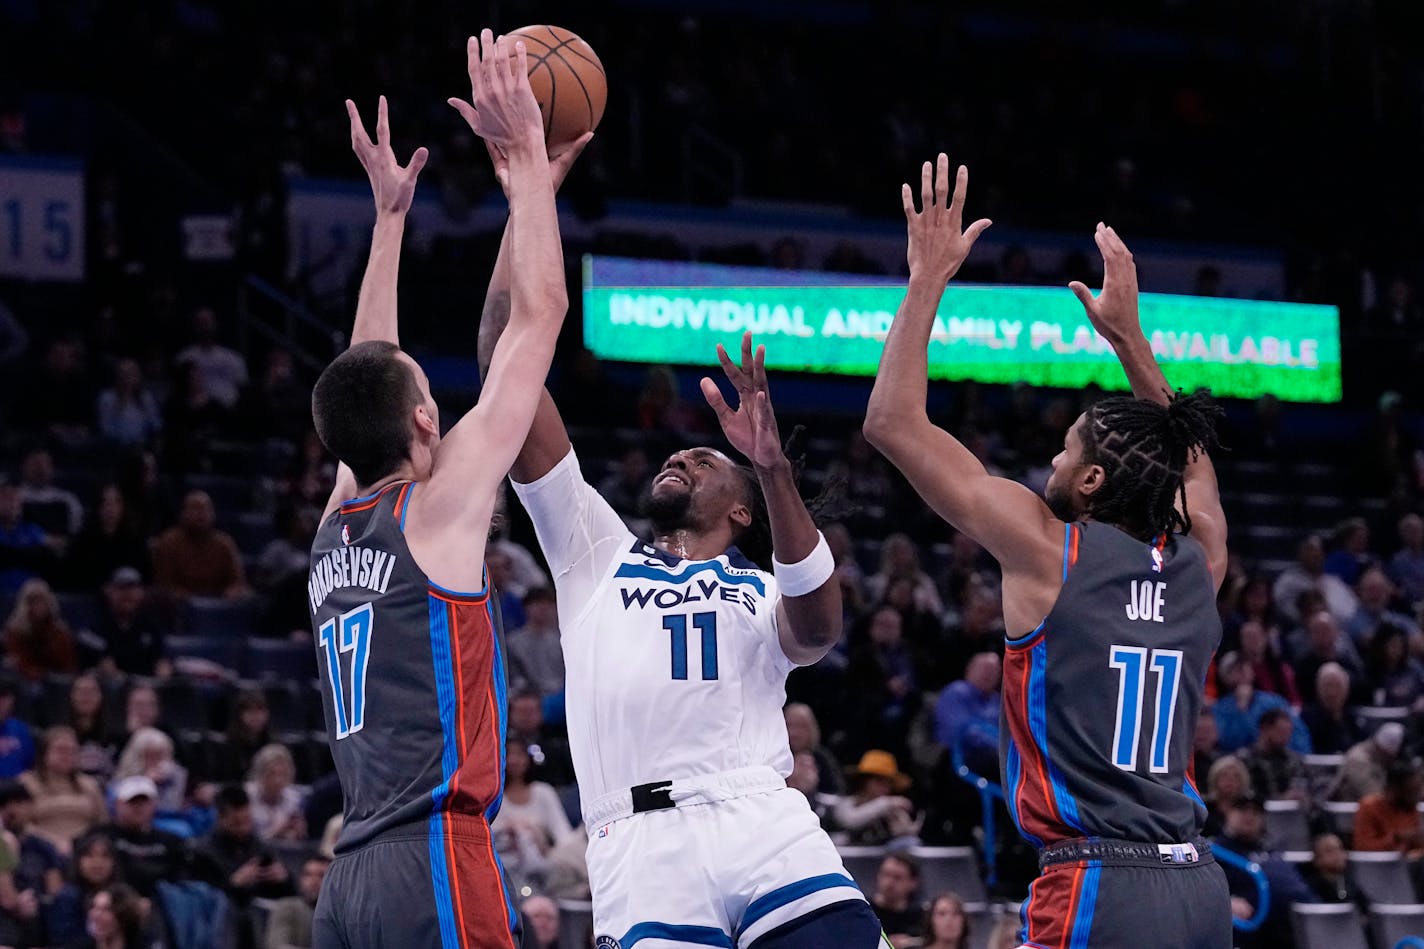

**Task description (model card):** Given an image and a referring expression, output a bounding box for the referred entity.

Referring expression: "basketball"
[507,25,607,150]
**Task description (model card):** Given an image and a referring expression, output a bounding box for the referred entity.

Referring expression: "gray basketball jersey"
[1000,521,1220,847]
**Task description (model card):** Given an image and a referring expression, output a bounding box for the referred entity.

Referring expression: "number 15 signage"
[0,156,85,282]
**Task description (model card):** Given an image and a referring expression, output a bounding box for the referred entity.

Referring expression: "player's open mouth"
[656,471,689,487]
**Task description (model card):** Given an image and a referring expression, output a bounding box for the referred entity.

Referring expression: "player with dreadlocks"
[478,126,886,946]
[865,155,1230,949]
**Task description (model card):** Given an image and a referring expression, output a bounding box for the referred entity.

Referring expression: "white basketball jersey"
[510,449,797,804]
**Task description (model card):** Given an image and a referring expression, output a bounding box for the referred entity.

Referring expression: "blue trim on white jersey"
[614,560,766,595]
[738,873,859,935]
[619,922,735,948]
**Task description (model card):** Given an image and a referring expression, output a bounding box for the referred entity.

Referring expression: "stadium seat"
[963,901,992,949]
[1354,707,1409,736]
[1289,903,1369,949]
[1303,754,1344,798]
[246,639,316,682]
[55,592,101,633]
[184,473,252,511]
[1369,904,1424,949]
[255,680,308,734]
[268,840,317,883]
[910,846,988,905]
[184,597,262,639]
[226,511,276,559]
[37,674,74,728]
[1349,852,1417,905]
[1264,799,1312,852]
[836,846,885,894]
[165,635,245,675]
[557,899,594,949]
[156,678,208,732]
[1324,801,1358,841]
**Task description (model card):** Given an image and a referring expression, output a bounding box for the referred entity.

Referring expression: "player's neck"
[358,466,419,498]
[654,527,731,562]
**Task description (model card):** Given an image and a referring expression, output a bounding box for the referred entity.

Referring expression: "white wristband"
[772,531,836,597]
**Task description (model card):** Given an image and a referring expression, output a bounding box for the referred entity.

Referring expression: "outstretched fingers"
[920,160,933,218]
[715,342,746,390]
[700,377,734,420]
[405,146,429,177]
[935,153,951,219]
[947,160,966,230]
[346,99,374,152]
[375,95,390,146]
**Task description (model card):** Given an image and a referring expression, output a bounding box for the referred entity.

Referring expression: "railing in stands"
[952,722,1006,887]
[238,274,343,372]
[1210,844,1270,933]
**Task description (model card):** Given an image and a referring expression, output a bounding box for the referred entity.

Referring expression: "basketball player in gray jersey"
[865,155,1231,949]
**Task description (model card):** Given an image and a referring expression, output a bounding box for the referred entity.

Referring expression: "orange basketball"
[507,25,607,150]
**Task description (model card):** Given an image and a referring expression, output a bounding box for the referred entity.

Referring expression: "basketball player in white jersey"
[476,191,886,949]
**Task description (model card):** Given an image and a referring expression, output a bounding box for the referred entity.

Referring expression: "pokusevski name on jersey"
[308,545,397,612]
[615,544,764,615]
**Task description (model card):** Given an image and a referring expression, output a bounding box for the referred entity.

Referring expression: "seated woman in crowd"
[20,726,107,856]
[245,744,305,841]
[3,578,77,682]
[110,728,187,815]
[218,689,272,784]
[1237,619,1300,707]
[913,891,970,949]
[831,750,922,848]
[73,883,146,949]
[492,739,573,892]
[44,832,127,947]
[1365,622,1424,709]
[1204,755,1254,838]
[63,675,117,781]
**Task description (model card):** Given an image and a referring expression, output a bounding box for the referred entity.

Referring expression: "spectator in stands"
[1324,518,1375,587]
[246,744,305,842]
[253,505,314,593]
[194,785,293,922]
[1300,832,1365,906]
[76,883,146,949]
[218,690,273,784]
[869,851,923,948]
[240,348,307,443]
[1194,710,1222,780]
[0,677,32,782]
[492,740,572,892]
[1273,535,1358,626]
[29,337,92,443]
[785,703,845,795]
[833,751,921,847]
[1204,755,1254,837]
[596,445,652,518]
[1353,759,1424,857]
[635,365,703,434]
[44,832,122,946]
[787,751,835,827]
[506,690,575,788]
[1389,512,1424,607]
[1349,567,1421,650]
[1291,611,1367,706]
[265,855,328,949]
[933,651,1000,778]
[65,487,152,592]
[1221,574,1279,648]
[2,577,77,680]
[0,476,54,594]
[848,607,920,758]
[1213,651,1308,754]
[520,893,560,949]
[84,568,170,677]
[174,307,248,410]
[1364,622,1424,709]
[1239,707,1309,801]
[99,775,188,897]
[64,674,117,780]
[865,534,943,617]
[116,450,176,541]
[1214,794,1317,949]
[117,686,167,750]
[1237,619,1299,706]
[150,490,249,601]
[1332,722,1405,801]
[111,728,186,815]
[281,430,336,512]
[486,547,526,632]
[828,432,897,522]
[18,447,83,541]
[916,891,970,949]
[96,358,162,447]
[21,726,106,855]
[506,587,564,700]
[0,779,62,903]
[1301,662,1364,755]
[825,522,867,620]
[937,533,996,618]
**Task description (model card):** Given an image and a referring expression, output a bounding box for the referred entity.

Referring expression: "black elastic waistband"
[1040,836,1214,871]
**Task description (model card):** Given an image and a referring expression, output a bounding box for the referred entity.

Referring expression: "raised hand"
[485,130,594,196]
[700,332,786,471]
[902,153,992,284]
[1069,223,1141,344]
[345,95,429,217]
[448,29,544,153]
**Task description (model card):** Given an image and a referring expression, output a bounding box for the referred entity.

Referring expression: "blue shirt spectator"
[0,680,35,779]
[933,652,1000,776]
[1214,652,1311,755]
[1388,513,1424,606]
[0,479,49,594]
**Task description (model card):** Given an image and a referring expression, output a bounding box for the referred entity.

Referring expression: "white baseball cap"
[115,775,159,802]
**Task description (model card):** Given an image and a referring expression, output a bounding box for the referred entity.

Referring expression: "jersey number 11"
[664,612,718,680]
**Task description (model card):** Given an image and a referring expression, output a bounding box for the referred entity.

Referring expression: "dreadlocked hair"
[1080,389,1222,541]
[732,424,859,570]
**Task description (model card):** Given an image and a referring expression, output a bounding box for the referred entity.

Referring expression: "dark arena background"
[2,2,1424,948]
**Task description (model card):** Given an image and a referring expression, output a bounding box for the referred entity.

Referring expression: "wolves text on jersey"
[308,545,397,612]
[618,576,760,615]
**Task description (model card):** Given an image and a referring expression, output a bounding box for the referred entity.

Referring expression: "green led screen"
[582,256,1342,402]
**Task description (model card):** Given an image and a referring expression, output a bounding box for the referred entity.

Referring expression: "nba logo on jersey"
[1150,546,1164,573]
[341,523,351,545]
[597,824,610,838]
[595,936,621,949]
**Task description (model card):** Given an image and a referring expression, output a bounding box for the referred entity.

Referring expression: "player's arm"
[702,334,839,665]
[475,132,591,484]
[863,156,1062,572]
[1069,224,1228,589]
[412,33,565,569]
[321,95,430,520]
